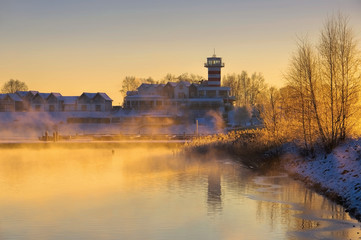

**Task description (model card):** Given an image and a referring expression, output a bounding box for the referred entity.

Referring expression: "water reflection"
[0,145,359,240]
[207,163,222,215]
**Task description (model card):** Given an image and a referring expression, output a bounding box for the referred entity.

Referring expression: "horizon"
[1,0,360,105]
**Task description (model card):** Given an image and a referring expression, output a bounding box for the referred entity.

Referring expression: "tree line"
[120,73,205,96]
[261,13,361,154]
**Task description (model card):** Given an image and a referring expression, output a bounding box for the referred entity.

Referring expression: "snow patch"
[283,139,361,221]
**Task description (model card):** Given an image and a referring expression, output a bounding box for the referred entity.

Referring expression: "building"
[77,92,113,112]
[0,93,24,112]
[123,54,235,116]
[204,53,224,87]
[0,91,113,112]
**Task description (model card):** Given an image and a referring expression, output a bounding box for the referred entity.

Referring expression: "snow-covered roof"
[125,94,165,99]
[138,83,159,89]
[16,90,39,98]
[81,92,97,99]
[50,92,62,99]
[7,93,23,102]
[15,91,28,98]
[0,94,6,100]
[62,96,78,104]
[126,91,138,96]
[97,92,112,101]
[166,82,178,87]
[35,93,51,99]
[177,81,191,87]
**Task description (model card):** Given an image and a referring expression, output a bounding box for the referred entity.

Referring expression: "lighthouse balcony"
[204,62,224,67]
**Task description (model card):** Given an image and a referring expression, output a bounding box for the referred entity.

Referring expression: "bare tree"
[283,13,360,153]
[318,13,360,149]
[120,76,140,96]
[177,73,204,83]
[1,79,28,93]
[161,73,177,83]
[223,71,267,107]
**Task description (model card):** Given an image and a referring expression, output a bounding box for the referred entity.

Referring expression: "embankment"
[183,131,361,221]
[281,140,361,221]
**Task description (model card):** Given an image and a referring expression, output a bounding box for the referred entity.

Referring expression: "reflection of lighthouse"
[207,166,222,214]
[204,52,225,87]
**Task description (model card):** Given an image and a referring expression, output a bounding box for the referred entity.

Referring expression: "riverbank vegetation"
[248,13,360,156]
[186,13,361,164]
[278,13,361,154]
[183,128,283,169]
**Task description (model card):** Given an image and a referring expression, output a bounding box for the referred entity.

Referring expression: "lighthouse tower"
[204,53,224,87]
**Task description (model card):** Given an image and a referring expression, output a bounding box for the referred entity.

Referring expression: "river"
[0,144,360,240]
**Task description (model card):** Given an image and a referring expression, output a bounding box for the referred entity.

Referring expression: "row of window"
[33,105,103,112]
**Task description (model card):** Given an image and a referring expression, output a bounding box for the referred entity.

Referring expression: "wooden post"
[196,119,199,136]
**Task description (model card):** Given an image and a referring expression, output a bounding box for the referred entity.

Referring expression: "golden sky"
[0,0,360,104]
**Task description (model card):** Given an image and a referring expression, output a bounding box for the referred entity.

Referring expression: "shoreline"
[280,140,361,222]
[0,140,187,149]
[183,134,361,222]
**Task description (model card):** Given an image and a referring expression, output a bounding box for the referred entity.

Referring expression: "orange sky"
[0,0,360,104]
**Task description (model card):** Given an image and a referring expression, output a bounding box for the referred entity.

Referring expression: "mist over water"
[0,145,360,240]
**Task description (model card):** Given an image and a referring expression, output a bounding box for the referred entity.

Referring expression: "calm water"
[0,145,360,240]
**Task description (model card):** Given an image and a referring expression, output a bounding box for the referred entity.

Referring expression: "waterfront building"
[123,54,235,116]
[0,91,113,112]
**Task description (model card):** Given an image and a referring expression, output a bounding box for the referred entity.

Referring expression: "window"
[49,105,55,112]
[178,93,185,99]
[81,105,87,111]
[35,105,41,111]
[96,105,101,111]
[219,90,228,97]
[206,90,216,97]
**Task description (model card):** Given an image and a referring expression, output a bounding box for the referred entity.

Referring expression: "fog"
[0,111,226,141]
[0,145,230,203]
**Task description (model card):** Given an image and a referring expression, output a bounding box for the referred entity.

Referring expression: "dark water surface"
[0,146,360,240]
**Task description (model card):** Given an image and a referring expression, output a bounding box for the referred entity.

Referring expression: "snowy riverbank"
[283,139,361,221]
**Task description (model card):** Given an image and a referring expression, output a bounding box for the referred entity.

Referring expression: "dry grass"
[183,128,283,169]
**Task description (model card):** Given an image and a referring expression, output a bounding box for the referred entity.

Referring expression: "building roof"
[16,90,39,98]
[125,94,165,100]
[97,92,113,101]
[166,82,178,87]
[36,93,51,99]
[81,92,97,99]
[7,93,23,102]
[138,83,159,89]
[177,81,191,87]
[15,91,28,98]
[62,96,78,104]
[0,94,7,100]
[49,92,62,99]
[126,91,138,96]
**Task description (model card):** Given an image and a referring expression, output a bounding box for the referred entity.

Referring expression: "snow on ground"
[283,139,361,221]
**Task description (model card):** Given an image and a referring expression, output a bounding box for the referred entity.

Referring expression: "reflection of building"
[123,54,235,117]
[0,91,113,112]
[207,166,222,215]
